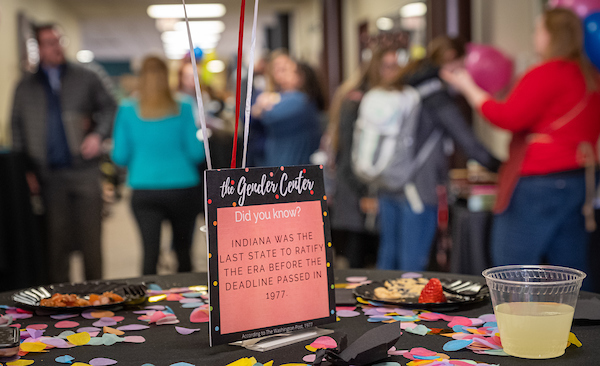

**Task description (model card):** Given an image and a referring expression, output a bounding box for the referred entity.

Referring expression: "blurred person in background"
[178,59,225,122]
[327,47,401,268]
[442,8,600,276]
[247,50,291,167]
[252,59,324,167]
[11,24,117,283]
[374,37,500,272]
[112,56,205,275]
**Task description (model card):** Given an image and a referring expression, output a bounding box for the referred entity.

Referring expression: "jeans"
[377,197,438,271]
[491,172,590,279]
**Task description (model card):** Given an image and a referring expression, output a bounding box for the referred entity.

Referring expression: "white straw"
[182,0,212,170]
[241,0,260,169]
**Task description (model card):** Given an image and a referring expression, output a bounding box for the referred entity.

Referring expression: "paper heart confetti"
[41,337,76,348]
[175,327,201,335]
[190,308,209,323]
[66,332,91,346]
[56,355,75,364]
[182,292,203,298]
[103,326,124,336]
[78,327,101,333]
[93,318,117,327]
[443,339,474,352]
[156,315,179,325]
[90,311,114,319]
[55,321,80,329]
[89,357,118,365]
[26,324,48,330]
[6,360,35,366]
[313,336,337,349]
[336,310,360,317]
[116,324,150,331]
[100,333,123,346]
[20,342,47,353]
[123,335,146,343]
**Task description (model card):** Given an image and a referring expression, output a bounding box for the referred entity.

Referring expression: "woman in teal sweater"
[112,56,205,275]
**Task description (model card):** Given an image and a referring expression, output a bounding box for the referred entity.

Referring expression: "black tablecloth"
[0,151,46,291]
[1,269,599,365]
[449,203,493,276]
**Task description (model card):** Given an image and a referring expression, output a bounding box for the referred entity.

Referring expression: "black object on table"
[449,202,493,276]
[1,269,599,365]
[0,151,46,291]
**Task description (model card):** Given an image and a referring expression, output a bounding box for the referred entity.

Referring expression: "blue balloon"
[584,12,600,70]
[194,47,203,60]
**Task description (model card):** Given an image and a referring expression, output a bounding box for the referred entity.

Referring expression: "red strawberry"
[418,278,447,303]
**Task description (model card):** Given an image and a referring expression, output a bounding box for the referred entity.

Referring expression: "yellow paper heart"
[71,363,92,366]
[569,332,582,347]
[305,345,317,352]
[225,357,258,366]
[263,361,274,366]
[20,342,47,352]
[7,360,35,366]
[66,332,91,346]
[148,294,167,302]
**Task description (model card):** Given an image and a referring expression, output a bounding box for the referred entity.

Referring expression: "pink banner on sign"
[217,200,329,334]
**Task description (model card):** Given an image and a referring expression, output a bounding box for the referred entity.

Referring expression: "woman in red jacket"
[442,8,600,275]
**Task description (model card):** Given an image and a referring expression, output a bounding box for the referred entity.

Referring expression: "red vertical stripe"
[231,0,247,169]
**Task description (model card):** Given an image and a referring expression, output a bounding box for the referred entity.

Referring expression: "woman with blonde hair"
[442,8,600,274]
[112,56,205,275]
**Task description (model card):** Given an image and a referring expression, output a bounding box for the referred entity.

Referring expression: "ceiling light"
[148,4,226,19]
[376,17,394,31]
[174,20,225,34]
[161,31,221,45]
[206,60,225,73]
[76,50,94,63]
[400,2,427,18]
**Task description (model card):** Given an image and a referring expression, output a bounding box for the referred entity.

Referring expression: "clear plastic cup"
[482,265,586,359]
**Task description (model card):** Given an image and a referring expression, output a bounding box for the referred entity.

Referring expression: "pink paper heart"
[166,294,184,301]
[123,336,146,343]
[156,315,180,325]
[149,311,167,324]
[310,336,337,349]
[26,324,48,330]
[55,320,80,329]
[410,347,437,357]
[190,308,209,323]
[447,316,472,328]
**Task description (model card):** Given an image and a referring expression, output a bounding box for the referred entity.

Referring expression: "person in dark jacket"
[327,47,401,268]
[11,24,117,282]
[376,36,501,271]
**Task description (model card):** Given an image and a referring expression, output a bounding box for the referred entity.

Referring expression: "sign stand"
[230,328,334,352]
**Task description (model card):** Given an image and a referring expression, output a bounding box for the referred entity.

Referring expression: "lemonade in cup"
[482,265,586,359]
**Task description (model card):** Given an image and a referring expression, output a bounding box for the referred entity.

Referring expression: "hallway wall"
[0,0,81,146]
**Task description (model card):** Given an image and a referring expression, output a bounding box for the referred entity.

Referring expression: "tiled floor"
[70,189,208,282]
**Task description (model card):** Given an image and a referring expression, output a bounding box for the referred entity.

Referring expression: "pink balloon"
[548,0,600,18]
[465,43,514,94]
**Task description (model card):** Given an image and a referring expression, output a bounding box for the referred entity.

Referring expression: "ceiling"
[55,0,312,62]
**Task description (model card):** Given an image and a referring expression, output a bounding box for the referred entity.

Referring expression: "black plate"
[353,278,489,311]
[12,281,147,310]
